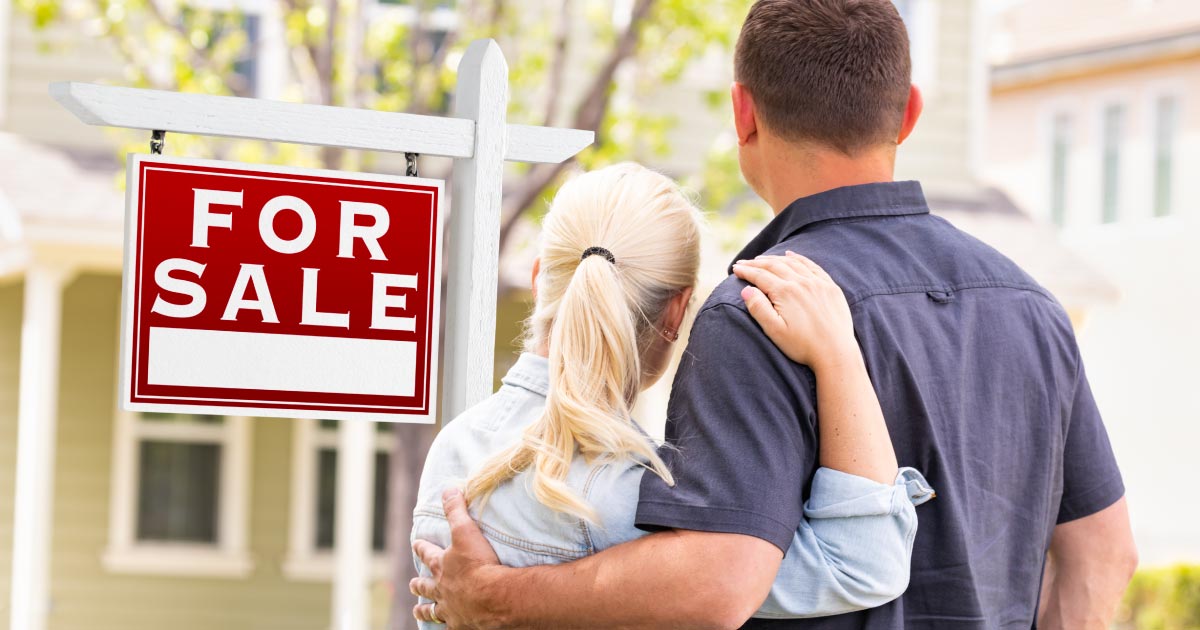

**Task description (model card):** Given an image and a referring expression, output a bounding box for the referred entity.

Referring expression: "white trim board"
[118,153,444,423]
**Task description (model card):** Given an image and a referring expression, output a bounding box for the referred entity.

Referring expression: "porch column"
[9,265,71,630]
[333,419,375,630]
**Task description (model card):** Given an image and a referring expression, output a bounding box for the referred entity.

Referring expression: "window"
[1153,95,1179,217]
[1050,113,1072,226]
[284,419,394,581]
[1101,103,1125,224]
[105,411,252,577]
[314,421,392,552]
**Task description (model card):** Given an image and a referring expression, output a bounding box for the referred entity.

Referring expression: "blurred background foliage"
[14,0,765,259]
[1116,565,1200,630]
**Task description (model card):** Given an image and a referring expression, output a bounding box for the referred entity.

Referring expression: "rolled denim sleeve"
[636,303,817,551]
[412,512,450,630]
[754,467,935,619]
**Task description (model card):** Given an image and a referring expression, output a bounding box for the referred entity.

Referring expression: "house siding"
[2,14,124,150]
[0,274,392,629]
[893,0,977,196]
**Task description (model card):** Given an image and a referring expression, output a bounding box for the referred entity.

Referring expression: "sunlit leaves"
[19,0,762,250]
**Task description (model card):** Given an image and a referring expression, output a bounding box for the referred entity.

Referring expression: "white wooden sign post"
[38,38,592,630]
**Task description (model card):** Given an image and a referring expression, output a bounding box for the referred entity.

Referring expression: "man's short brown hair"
[734,0,912,155]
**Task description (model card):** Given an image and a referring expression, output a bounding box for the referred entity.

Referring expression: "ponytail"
[464,163,699,523]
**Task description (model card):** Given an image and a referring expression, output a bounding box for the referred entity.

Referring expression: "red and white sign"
[120,155,444,422]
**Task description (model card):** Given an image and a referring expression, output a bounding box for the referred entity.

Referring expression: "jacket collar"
[501,352,550,398]
[731,181,930,267]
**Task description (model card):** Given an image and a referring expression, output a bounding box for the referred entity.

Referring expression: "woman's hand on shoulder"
[732,251,858,371]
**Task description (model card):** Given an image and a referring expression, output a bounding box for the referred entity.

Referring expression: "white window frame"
[282,418,392,582]
[1046,109,1073,227]
[1036,96,1083,227]
[1144,81,1186,220]
[1094,94,1130,226]
[103,408,254,578]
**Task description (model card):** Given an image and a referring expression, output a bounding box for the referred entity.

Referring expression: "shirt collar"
[501,352,550,398]
[731,181,930,267]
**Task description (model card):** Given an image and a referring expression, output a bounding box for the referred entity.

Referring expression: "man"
[411,0,1138,628]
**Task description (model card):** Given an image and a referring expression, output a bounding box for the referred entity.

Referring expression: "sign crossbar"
[50,81,593,164]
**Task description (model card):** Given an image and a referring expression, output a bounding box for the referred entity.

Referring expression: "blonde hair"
[464,163,703,522]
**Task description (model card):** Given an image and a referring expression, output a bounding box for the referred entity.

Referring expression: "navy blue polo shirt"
[636,181,1124,629]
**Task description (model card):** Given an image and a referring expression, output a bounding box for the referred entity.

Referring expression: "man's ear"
[731,82,758,146]
[530,257,541,302]
[897,84,924,145]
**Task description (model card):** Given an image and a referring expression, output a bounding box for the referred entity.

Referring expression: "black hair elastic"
[581,246,616,264]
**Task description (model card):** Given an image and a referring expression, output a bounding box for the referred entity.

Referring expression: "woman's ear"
[665,286,695,334]
[530,257,541,302]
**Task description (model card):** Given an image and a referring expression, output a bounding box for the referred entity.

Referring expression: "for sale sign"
[120,155,444,422]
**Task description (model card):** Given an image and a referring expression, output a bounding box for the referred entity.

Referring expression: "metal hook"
[405,152,419,178]
[151,130,165,155]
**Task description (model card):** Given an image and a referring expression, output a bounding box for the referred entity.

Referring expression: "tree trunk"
[387,422,438,630]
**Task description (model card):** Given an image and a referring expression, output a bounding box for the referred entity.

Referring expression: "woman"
[412,163,933,627]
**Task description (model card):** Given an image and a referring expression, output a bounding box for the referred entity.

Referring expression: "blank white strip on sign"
[147,327,416,398]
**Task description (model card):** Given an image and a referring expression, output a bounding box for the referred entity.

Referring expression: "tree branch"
[541,0,571,128]
[408,0,429,114]
[487,0,506,36]
[425,0,468,91]
[316,0,340,167]
[142,0,223,82]
[496,0,658,252]
[278,0,325,104]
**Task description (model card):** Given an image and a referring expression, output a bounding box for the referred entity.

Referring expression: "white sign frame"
[119,153,446,424]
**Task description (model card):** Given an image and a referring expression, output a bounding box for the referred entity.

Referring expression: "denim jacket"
[412,353,935,628]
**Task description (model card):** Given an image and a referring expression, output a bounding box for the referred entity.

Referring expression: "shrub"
[1113,565,1200,630]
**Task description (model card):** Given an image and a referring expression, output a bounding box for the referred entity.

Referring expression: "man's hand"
[411,488,506,629]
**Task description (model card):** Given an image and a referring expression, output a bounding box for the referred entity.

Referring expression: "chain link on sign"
[405,152,419,177]
[151,130,165,155]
